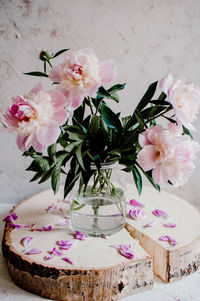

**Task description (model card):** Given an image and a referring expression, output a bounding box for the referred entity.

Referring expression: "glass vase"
[70,162,126,236]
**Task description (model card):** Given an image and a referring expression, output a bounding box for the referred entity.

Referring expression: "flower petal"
[129,199,144,207]
[21,237,34,247]
[24,248,42,255]
[129,209,146,220]
[37,121,61,146]
[137,145,158,171]
[159,74,173,96]
[48,89,67,110]
[144,220,157,227]
[153,209,168,219]
[53,109,68,125]
[74,230,88,240]
[62,257,74,265]
[100,59,116,83]
[164,222,176,228]
[49,64,62,82]
[30,83,43,95]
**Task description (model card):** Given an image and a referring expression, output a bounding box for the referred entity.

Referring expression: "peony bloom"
[4,83,68,152]
[49,48,116,110]
[159,74,200,131]
[137,124,200,186]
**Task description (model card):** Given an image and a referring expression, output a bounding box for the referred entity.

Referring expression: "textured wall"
[0,0,200,208]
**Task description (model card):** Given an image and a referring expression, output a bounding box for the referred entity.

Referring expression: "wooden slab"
[125,184,200,282]
[2,188,153,301]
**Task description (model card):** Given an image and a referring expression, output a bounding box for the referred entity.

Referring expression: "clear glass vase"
[70,162,126,236]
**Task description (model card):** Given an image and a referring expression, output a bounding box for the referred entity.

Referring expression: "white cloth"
[0,204,200,301]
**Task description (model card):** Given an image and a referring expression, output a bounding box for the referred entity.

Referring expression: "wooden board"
[125,184,200,282]
[2,188,153,301]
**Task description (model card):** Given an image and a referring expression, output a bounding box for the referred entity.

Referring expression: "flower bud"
[39,50,51,61]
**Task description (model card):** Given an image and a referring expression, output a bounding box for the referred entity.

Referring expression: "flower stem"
[88,97,94,114]
[145,106,173,126]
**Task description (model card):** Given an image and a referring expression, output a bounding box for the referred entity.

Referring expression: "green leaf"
[47,144,56,162]
[97,86,119,103]
[73,102,85,123]
[24,153,52,171]
[26,161,39,172]
[149,100,171,106]
[183,125,193,139]
[65,141,80,152]
[132,165,142,195]
[75,144,85,170]
[39,169,52,184]
[30,172,43,182]
[51,161,62,194]
[107,83,126,93]
[100,102,122,130]
[158,92,167,101]
[68,131,85,142]
[136,81,158,111]
[24,71,49,77]
[64,169,81,198]
[89,115,100,134]
[52,48,70,58]
[135,112,145,130]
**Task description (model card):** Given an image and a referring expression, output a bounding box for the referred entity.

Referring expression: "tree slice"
[2,188,153,301]
[125,184,200,282]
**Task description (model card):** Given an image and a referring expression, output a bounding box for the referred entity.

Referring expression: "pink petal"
[53,109,68,125]
[159,235,170,241]
[153,209,168,219]
[129,199,144,207]
[16,134,29,151]
[21,237,34,247]
[31,134,46,153]
[29,83,43,95]
[152,164,169,185]
[45,254,55,260]
[43,225,53,231]
[49,89,67,110]
[57,240,77,250]
[62,257,74,265]
[164,222,176,228]
[52,247,63,256]
[99,59,116,83]
[159,235,177,247]
[144,220,157,227]
[74,230,88,240]
[129,209,146,220]
[24,248,42,255]
[46,204,57,212]
[37,121,61,146]
[3,212,18,223]
[49,64,62,82]
[159,74,173,96]
[9,223,22,229]
[112,244,134,260]
[137,145,158,171]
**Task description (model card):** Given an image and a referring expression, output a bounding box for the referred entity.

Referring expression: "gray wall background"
[0,0,200,208]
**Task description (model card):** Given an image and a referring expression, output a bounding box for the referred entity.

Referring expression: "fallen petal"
[46,204,57,212]
[56,220,70,226]
[45,254,55,260]
[164,222,176,228]
[22,236,34,247]
[159,235,177,247]
[130,199,144,207]
[144,220,157,227]
[74,230,88,240]
[159,235,170,241]
[153,209,168,219]
[3,212,18,223]
[52,247,63,256]
[62,257,74,265]
[43,225,53,231]
[112,244,134,260]
[57,240,77,250]
[24,248,42,255]
[129,209,146,220]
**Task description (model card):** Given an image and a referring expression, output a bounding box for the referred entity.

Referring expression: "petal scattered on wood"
[57,240,77,250]
[144,220,157,227]
[3,212,18,223]
[130,199,144,207]
[62,257,74,265]
[129,209,146,220]
[112,244,134,260]
[74,230,88,240]
[159,235,177,246]
[46,204,57,212]
[56,220,70,226]
[24,248,42,255]
[22,236,34,247]
[164,222,176,228]
[153,209,168,219]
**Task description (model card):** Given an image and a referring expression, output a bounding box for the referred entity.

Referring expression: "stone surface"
[0,0,200,208]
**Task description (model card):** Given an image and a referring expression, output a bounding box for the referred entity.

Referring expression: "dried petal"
[57,240,77,250]
[74,230,88,240]
[164,222,176,228]
[159,235,177,247]
[24,248,42,255]
[153,209,168,219]
[62,257,74,265]
[9,223,29,229]
[46,204,57,212]
[112,244,134,260]
[129,209,146,220]
[22,236,34,247]
[52,247,63,256]
[43,225,53,231]
[144,220,157,228]
[3,212,18,223]
[45,254,55,260]
[130,199,144,207]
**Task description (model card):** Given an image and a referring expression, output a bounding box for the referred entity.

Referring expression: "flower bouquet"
[3,48,200,236]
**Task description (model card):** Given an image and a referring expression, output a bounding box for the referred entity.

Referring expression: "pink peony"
[137,124,200,186]
[159,74,200,131]
[49,48,116,110]
[4,83,68,152]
